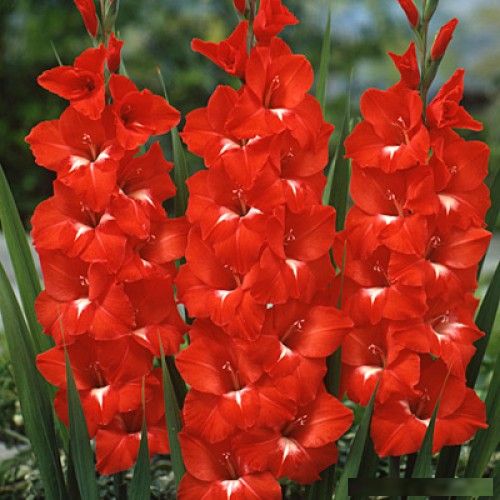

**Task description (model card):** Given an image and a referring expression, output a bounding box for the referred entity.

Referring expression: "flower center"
[222,361,241,391]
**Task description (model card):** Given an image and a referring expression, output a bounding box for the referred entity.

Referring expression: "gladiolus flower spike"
[177,0,353,497]
[27,1,187,475]
[343,2,489,457]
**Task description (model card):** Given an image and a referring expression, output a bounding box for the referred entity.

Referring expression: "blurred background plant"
[0,0,498,497]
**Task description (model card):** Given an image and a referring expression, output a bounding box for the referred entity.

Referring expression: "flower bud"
[424,0,439,21]
[106,33,123,73]
[397,0,419,28]
[431,18,459,60]
[234,0,246,14]
[73,0,98,38]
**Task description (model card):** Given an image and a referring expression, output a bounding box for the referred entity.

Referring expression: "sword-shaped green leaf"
[160,341,186,487]
[316,7,331,111]
[335,388,377,499]
[157,68,189,216]
[323,79,352,231]
[0,164,51,353]
[0,261,67,499]
[437,261,500,479]
[478,168,499,277]
[467,260,500,387]
[461,353,500,490]
[408,402,440,500]
[129,382,151,500]
[65,349,99,499]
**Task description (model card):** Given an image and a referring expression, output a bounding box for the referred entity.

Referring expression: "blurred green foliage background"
[0,0,498,223]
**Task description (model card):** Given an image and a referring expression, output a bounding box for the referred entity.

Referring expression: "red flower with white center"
[125,277,186,357]
[118,214,188,281]
[227,38,314,138]
[342,247,427,325]
[260,300,353,371]
[371,356,487,456]
[389,294,482,377]
[26,106,123,211]
[341,322,420,405]
[95,372,168,475]
[176,321,267,441]
[31,181,105,258]
[247,205,335,304]
[181,85,275,189]
[186,167,283,274]
[37,335,153,436]
[37,46,106,119]
[177,231,265,340]
[192,21,249,78]
[178,432,282,500]
[427,69,483,131]
[109,74,180,150]
[236,390,353,484]
[35,254,134,342]
[253,0,299,43]
[422,214,491,298]
[345,88,429,172]
[346,163,439,256]
[431,135,490,227]
[110,143,177,239]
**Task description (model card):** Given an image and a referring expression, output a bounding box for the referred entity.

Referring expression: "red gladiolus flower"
[253,0,299,43]
[371,356,487,456]
[37,46,106,119]
[95,374,169,475]
[109,74,180,150]
[178,432,282,499]
[431,18,459,60]
[389,42,420,90]
[29,3,184,476]
[74,0,98,38]
[192,21,249,78]
[427,69,483,131]
[236,391,353,483]
[26,106,123,211]
[177,2,352,495]
[344,88,429,172]
[342,7,489,461]
[397,0,419,28]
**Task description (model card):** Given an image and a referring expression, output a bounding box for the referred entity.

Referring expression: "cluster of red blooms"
[175,0,353,497]
[26,0,187,475]
[341,2,490,457]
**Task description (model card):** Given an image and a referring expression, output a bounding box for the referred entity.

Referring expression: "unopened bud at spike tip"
[431,18,459,61]
[397,0,419,28]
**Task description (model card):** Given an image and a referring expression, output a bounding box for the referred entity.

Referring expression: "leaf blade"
[128,419,151,500]
[316,8,331,111]
[65,350,99,500]
[323,78,352,232]
[335,388,377,500]
[462,353,500,482]
[129,380,151,500]
[0,260,67,499]
[156,68,189,217]
[160,341,186,487]
[0,164,51,353]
